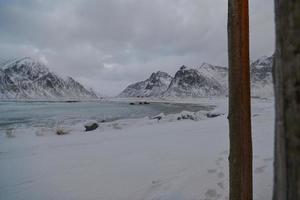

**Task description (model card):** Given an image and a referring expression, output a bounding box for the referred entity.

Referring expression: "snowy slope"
[164,57,273,98]
[164,65,225,97]
[250,56,274,97]
[119,71,173,97]
[0,57,98,100]
[120,56,274,98]
[196,63,228,89]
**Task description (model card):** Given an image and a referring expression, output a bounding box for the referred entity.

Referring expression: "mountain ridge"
[118,71,173,97]
[119,55,274,98]
[0,57,98,100]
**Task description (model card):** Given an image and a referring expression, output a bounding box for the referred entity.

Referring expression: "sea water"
[0,100,213,134]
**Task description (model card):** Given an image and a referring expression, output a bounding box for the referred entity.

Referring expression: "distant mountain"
[118,56,274,98]
[164,64,227,97]
[250,55,274,97]
[118,71,173,97]
[0,57,98,100]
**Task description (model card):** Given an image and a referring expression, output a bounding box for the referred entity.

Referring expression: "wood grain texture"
[273,0,300,199]
[227,0,252,200]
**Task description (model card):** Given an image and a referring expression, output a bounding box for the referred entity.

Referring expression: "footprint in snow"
[218,172,225,179]
[205,189,218,199]
[207,169,218,174]
[263,157,273,162]
[215,158,224,166]
[152,180,161,185]
[255,165,267,174]
[217,182,225,190]
[219,150,228,156]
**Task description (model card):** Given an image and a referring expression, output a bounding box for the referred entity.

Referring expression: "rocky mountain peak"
[120,55,274,98]
[164,64,225,97]
[250,55,274,97]
[179,65,188,70]
[118,71,172,97]
[0,57,97,100]
[251,55,273,68]
[149,71,171,80]
[2,57,50,82]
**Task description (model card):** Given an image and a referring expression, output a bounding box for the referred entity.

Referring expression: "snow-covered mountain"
[165,56,273,98]
[0,57,98,100]
[119,56,274,98]
[118,71,173,97]
[164,64,227,97]
[250,55,274,97]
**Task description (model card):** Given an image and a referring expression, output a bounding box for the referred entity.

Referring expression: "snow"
[119,56,273,99]
[0,98,274,200]
[165,66,225,97]
[0,57,98,100]
[119,71,172,98]
[197,63,228,87]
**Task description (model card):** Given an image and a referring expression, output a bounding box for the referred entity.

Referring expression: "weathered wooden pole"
[273,0,300,200]
[228,0,252,200]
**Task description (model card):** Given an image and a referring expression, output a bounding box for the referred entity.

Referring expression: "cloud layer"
[0,0,275,96]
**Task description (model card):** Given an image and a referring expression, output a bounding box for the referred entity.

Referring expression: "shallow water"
[0,100,213,133]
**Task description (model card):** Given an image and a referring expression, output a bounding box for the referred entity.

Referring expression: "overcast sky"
[0,0,275,96]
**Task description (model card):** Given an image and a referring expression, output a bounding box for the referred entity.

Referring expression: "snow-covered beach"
[0,98,274,200]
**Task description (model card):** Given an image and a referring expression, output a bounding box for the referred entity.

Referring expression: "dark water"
[0,100,214,132]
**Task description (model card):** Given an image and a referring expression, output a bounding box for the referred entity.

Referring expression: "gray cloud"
[0,0,275,96]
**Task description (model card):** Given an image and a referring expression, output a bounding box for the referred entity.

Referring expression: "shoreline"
[0,95,272,103]
[0,98,274,200]
[0,97,273,138]
[0,99,219,138]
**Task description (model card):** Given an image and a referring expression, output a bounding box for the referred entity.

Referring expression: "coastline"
[0,97,274,200]
[0,98,220,137]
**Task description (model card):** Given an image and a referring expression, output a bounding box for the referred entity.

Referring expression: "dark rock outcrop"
[84,122,99,132]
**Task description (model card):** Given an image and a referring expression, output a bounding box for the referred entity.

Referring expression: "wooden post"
[273,0,300,199]
[228,0,252,200]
